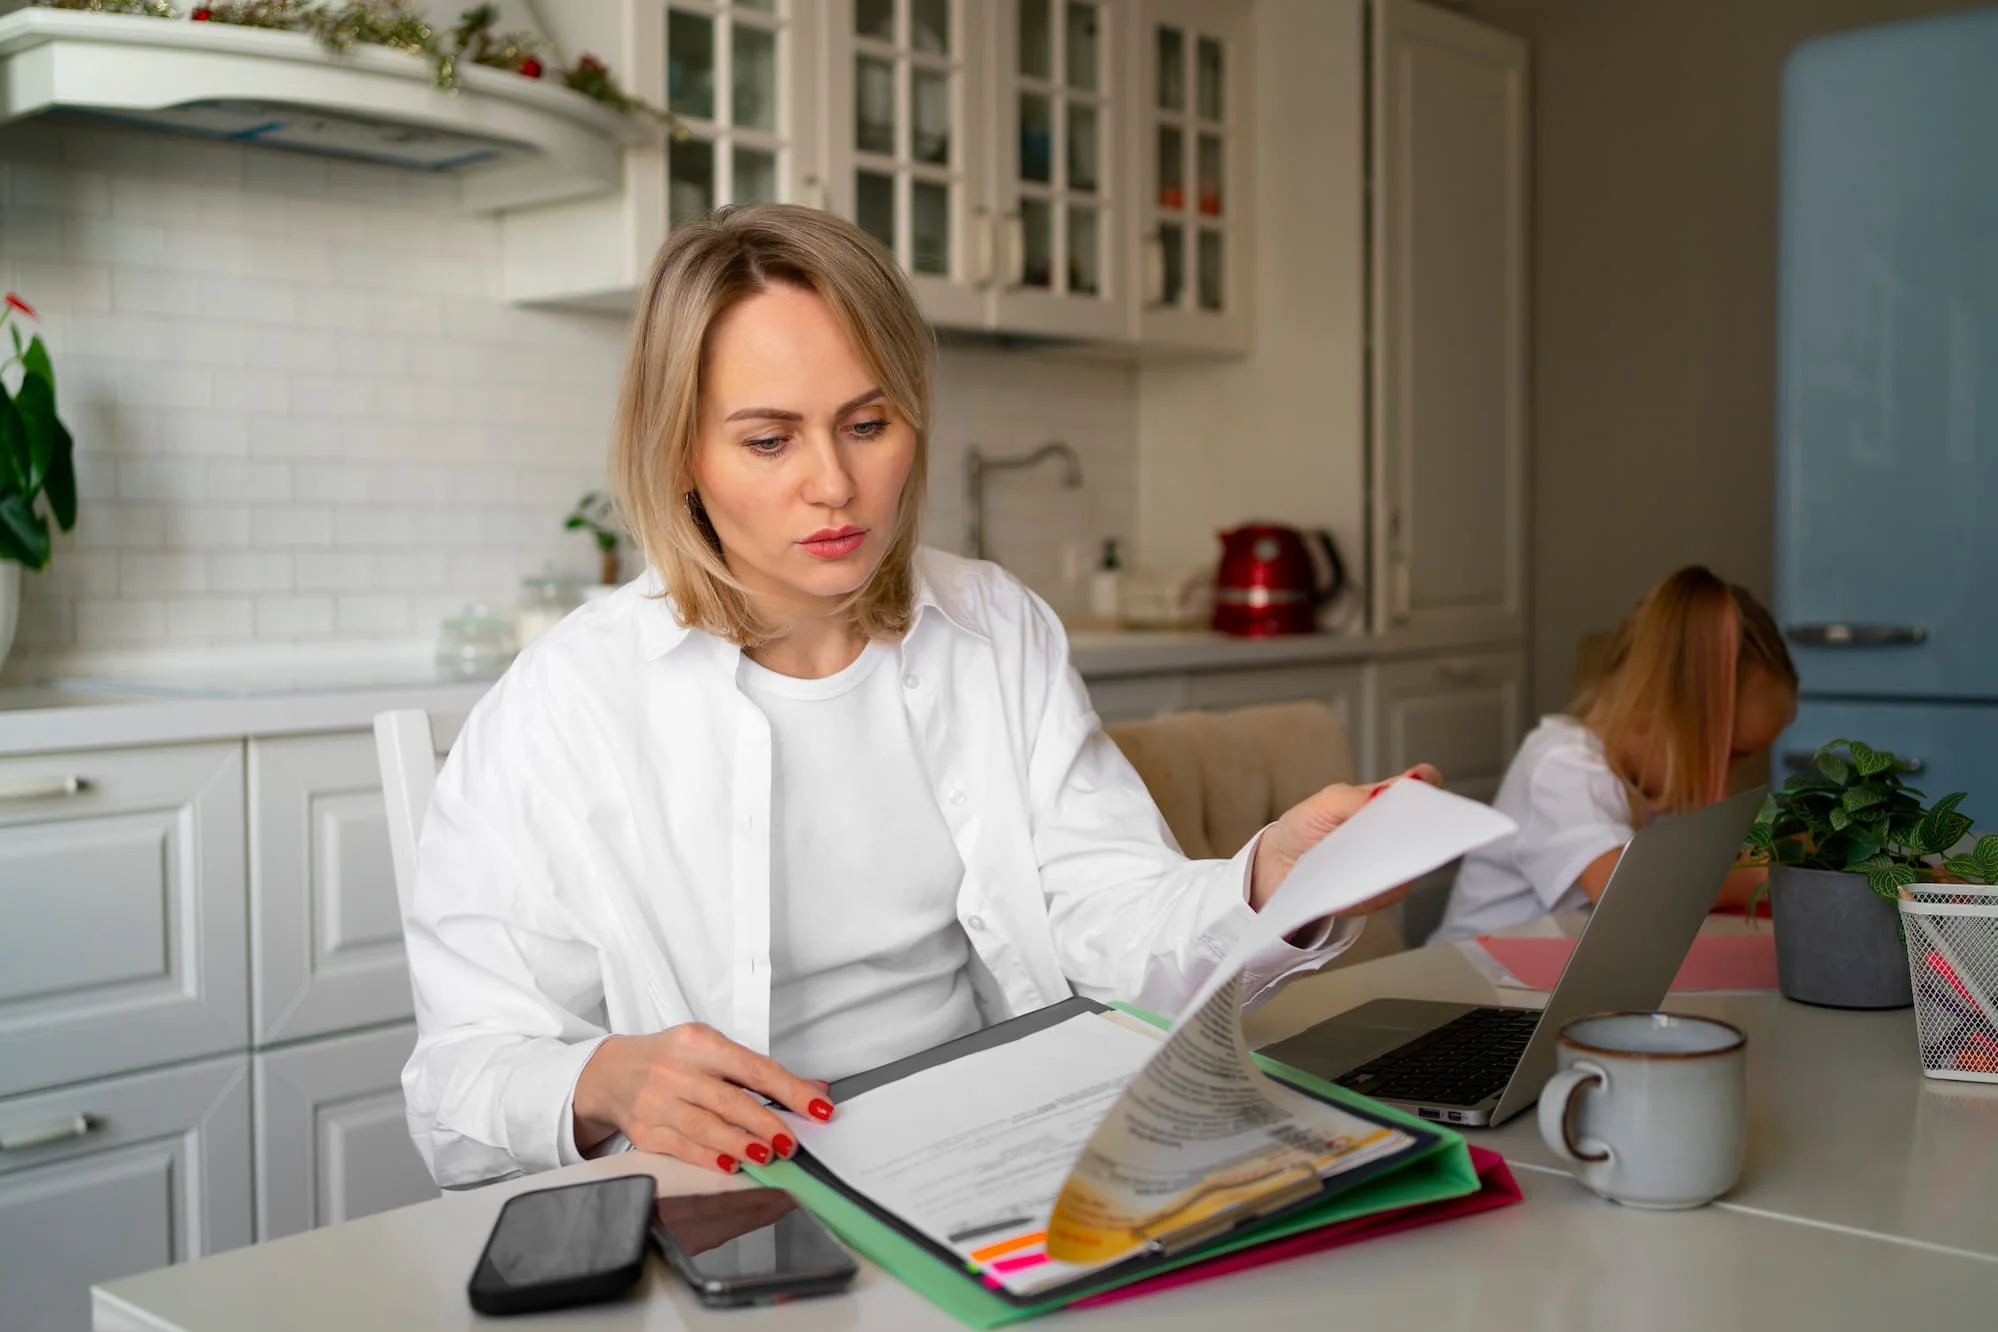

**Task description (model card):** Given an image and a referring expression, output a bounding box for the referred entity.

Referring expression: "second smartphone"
[651,1187,858,1308]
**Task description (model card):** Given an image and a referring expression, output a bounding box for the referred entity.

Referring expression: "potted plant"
[565,490,624,589]
[0,292,78,674]
[1746,739,1995,1009]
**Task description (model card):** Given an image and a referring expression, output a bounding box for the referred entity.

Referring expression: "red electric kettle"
[1211,524,1347,636]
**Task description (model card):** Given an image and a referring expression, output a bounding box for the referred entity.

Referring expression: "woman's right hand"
[571,1024,834,1173]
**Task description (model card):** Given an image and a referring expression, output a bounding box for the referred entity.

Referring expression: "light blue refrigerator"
[1775,6,1998,817]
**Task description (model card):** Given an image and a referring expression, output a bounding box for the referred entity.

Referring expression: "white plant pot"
[0,561,19,678]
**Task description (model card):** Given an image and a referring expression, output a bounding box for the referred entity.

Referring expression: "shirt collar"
[633,549,988,663]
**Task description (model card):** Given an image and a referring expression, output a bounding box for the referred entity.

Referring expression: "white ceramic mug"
[1537,1011,1748,1209]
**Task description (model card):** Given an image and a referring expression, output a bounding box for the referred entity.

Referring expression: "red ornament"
[519,56,543,78]
[192,7,212,18]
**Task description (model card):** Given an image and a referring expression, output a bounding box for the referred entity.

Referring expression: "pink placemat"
[1475,932,1780,992]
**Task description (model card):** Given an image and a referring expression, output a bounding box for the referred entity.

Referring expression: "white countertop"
[1,626,1514,756]
[92,916,1998,1331]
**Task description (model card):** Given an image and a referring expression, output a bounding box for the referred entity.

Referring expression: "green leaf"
[1842,784,1889,813]
[1743,823,1775,855]
[0,490,51,570]
[1914,793,1971,854]
[1816,749,1852,784]
[21,334,55,398]
[1865,863,1918,901]
[1829,806,1852,831]
[1842,827,1883,868]
[1849,742,1897,777]
[13,370,55,494]
[0,393,25,494]
[43,418,75,532]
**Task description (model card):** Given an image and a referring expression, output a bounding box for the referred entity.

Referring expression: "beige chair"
[1103,702,1406,969]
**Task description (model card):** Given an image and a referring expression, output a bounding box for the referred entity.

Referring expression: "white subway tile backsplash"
[336,594,411,634]
[75,598,166,645]
[2,124,1136,663]
[255,595,335,637]
[210,551,294,593]
[120,552,208,595]
[166,597,254,640]
[249,506,333,547]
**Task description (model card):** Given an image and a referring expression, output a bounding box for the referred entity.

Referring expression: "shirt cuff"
[1233,823,1367,1002]
[535,1034,614,1171]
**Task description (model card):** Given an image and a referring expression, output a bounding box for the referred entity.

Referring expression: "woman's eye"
[745,435,788,455]
[849,418,890,439]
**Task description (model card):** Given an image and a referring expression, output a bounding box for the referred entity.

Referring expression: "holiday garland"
[33,0,672,124]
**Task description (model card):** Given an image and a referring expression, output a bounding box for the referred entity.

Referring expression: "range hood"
[0,7,648,210]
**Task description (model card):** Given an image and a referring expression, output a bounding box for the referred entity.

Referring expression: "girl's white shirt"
[403,549,1360,1187]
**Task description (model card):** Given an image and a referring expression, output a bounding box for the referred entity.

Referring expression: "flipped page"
[784,781,1516,1298]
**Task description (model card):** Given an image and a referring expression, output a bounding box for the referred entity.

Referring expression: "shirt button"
[947,787,966,807]
[749,954,768,974]
[903,673,921,690]
[967,915,986,932]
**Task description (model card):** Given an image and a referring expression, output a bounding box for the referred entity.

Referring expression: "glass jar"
[435,604,516,679]
[516,570,584,648]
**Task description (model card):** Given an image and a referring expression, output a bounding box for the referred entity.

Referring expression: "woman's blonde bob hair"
[609,203,933,647]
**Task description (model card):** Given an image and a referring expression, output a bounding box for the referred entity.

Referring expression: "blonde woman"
[403,204,1437,1188]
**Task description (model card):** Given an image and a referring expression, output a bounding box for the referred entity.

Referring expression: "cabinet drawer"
[0,743,248,1098]
[254,1022,436,1241]
[1085,673,1190,722]
[250,733,411,1046]
[0,1054,252,1332]
[1371,650,1525,800]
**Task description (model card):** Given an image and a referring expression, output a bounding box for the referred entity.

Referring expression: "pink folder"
[1072,1147,1522,1309]
[1476,931,1780,992]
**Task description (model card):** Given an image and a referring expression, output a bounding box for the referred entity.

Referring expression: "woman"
[1430,566,1797,944]
[403,204,1435,1189]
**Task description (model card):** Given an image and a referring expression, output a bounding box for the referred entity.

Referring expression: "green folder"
[744,1003,1480,1328]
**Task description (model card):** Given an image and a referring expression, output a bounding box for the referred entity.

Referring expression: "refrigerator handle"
[1785,623,1929,647]
[1784,751,1925,775]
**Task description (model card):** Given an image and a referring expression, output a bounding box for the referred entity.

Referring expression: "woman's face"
[691,282,915,624]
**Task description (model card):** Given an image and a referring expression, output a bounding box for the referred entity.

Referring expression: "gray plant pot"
[1768,865,1913,1010]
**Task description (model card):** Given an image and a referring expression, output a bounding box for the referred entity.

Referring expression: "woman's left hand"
[1249,765,1444,912]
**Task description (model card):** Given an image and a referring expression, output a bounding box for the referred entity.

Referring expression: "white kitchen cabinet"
[1129,0,1251,352]
[253,1023,436,1241]
[0,1055,251,1332]
[984,0,1131,340]
[1369,0,1528,643]
[249,733,412,1046]
[1087,660,1369,772]
[1368,649,1525,804]
[503,0,825,308]
[0,743,247,1100]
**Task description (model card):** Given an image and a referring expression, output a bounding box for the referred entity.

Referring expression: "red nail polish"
[773,1133,796,1158]
[746,1142,771,1165]
[1366,783,1388,801]
[808,1098,835,1122]
[716,1154,738,1173]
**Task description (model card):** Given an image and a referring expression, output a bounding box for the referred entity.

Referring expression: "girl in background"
[1430,566,1798,944]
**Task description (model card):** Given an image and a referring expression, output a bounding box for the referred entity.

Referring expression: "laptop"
[1261,786,1768,1128]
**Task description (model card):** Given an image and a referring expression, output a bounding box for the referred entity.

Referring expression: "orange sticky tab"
[969,1231,1046,1263]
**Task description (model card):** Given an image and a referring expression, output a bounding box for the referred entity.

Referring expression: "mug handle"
[1537,1062,1612,1165]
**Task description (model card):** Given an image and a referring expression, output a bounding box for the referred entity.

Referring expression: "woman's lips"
[800,527,867,559]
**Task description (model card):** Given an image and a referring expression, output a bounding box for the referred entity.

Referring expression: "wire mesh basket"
[1899,886,1998,1084]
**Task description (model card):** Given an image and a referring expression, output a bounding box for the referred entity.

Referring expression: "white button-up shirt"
[403,549,1359,1188]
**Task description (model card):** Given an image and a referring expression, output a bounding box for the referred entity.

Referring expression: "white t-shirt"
[738,641,983,1082]
[1430,715,1635,944]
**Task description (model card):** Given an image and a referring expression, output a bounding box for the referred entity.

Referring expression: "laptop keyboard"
[1334,1007,1540,1107]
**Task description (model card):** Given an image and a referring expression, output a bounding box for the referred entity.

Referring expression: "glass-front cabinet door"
[824,0,988,329]
[989,0,1126,339]
[1133,0,1247,350]
[657,0,819,228]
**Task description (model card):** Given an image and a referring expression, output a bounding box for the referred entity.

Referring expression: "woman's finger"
[689,1030,835,1124]
[1399,763,1444,787]
[676,1073,797,1159]
[660,1093,790,1170]
[623,1116,742,1175]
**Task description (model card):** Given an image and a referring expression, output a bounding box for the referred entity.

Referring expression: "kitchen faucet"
[964,441,1084,562]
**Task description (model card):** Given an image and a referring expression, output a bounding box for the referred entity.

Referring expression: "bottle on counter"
[516,566,584,647]
[1089,538,1122,627]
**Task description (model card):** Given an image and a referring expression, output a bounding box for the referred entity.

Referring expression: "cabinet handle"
[0,775,89,803]
[1785,623,1928,648]
[1003,212,1025,289]
[1783,750,1925,775]
[0,1112,100,1152]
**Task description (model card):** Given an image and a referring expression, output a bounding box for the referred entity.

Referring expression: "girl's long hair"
[1576,567,1798,817]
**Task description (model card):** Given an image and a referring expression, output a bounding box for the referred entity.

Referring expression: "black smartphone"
[651,1188,859,1308]
[466,1174,655,1317]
